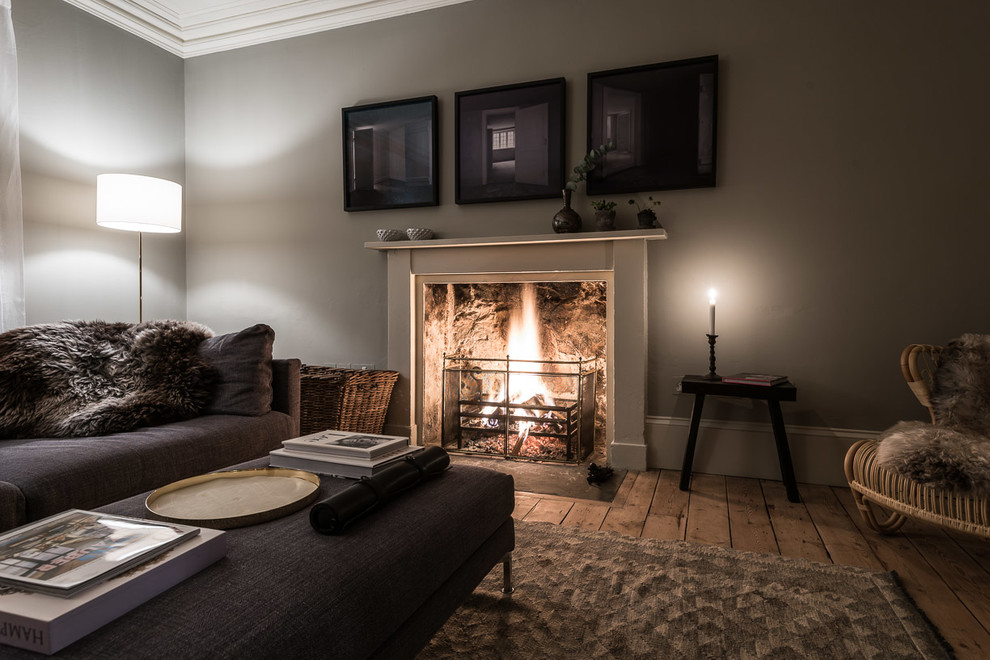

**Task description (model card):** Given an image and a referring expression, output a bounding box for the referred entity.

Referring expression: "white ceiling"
[60,0,475,58]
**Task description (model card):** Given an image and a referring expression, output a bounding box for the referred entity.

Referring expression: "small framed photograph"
[455,78,565,204]
[586,55,718,195]
[342,95,438,211]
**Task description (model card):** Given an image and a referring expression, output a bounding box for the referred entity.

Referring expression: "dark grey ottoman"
[1,458,514,659]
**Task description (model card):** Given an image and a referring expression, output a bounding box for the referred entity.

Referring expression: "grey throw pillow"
[198,324,275,416]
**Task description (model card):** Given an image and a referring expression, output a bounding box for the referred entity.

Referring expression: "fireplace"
[425,280,607,461]
[367,229,667,471]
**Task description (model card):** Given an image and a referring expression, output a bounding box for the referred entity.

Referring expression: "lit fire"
[483,284,555,443]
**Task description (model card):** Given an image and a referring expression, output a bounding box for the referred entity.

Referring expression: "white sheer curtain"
[0,0,25,332]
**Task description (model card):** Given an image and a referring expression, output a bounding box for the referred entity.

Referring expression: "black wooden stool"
[678,375,800,502]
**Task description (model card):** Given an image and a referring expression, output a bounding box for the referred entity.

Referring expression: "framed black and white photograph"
[455,78,565,204]
[586,56,718,195]
[342,95,438,211]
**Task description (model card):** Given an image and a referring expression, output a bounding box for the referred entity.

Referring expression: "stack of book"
[721,372,789,386]
[269,430,420,478]
[0,509,225,654]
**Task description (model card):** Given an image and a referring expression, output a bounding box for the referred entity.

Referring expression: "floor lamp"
[96,174,182,323]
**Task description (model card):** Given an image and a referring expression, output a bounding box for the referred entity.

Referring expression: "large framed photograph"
[342,95,438,211]
[455,78,565,204]
[586,55,718,195]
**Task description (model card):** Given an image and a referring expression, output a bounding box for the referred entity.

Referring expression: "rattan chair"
[844,344,990,539]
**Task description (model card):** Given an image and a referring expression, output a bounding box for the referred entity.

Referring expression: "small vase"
[552,190,582,233]
[595,210,616,231]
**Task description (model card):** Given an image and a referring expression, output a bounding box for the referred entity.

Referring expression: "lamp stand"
[137,231,143,323]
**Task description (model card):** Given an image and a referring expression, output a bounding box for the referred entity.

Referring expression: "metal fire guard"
[441,354,597,463]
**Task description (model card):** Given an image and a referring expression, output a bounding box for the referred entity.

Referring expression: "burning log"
[509,393,550,455]
[509,427,528,455]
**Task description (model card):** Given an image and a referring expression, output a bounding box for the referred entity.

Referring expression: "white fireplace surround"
[366,229,667,471]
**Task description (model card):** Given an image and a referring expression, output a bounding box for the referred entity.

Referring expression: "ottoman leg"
[501,553,514,594]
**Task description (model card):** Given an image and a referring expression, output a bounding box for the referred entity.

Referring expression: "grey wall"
[12,0,990,474]
[184,0,990,436]
[13,0,185,324]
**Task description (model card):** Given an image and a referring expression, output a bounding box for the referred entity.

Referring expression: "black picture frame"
[586,55,718,195]
[455,78,565,204]
[342,95,438,212]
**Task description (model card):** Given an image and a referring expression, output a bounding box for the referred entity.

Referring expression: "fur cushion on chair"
[0,320,216,439]
[878,334,990,494]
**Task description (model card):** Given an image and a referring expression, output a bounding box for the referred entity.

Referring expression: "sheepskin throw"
[0,320,216,439]
[878,334,990,494]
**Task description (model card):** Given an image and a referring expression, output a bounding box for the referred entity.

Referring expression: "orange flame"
[506,284,553,440]
[478,285,556,442]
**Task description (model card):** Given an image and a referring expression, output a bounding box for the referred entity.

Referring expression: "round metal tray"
[146,468,321,529]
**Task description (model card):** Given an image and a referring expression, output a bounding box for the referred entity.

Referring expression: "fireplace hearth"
[442,355,596,463]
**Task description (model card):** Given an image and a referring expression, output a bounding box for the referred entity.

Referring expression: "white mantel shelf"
[365,228,667,251]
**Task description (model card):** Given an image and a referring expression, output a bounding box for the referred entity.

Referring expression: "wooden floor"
[513,469,990,659]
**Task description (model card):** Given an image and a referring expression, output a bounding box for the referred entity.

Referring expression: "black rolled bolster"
[309,446,450,534]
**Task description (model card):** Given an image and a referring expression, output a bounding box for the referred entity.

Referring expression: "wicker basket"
[300,365,399,435]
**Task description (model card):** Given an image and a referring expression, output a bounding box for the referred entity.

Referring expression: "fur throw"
[877,334,990,494]
[0,320,216,439]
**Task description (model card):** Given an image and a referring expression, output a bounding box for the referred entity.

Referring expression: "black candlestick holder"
[704,334,719,380]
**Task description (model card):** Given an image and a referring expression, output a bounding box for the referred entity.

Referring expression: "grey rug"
[420,521,952,659]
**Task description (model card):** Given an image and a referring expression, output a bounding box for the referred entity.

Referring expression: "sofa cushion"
[198,324,275,416]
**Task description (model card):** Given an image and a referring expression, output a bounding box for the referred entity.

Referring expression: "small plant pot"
[636,210,658,229]
[594,210,616,231]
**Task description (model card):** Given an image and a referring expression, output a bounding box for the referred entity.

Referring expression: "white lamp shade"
[97,174,182,233]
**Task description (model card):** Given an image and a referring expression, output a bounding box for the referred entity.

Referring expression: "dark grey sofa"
[0,333,302,533]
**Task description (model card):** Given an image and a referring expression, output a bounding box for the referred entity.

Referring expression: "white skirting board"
[645,416,879,488]
[384,419,877,487]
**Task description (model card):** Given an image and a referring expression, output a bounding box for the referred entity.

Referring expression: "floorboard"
[523,498,572,525]
[762,479,830,563]
[561,500,609,531]
[600,471,658,537]
[642,470,689,541]
[950,531,990,572]
[802,484,883,570]
[512,493,539,520]
[907,526,990,634]
[684,472,730,547]
[725,476,778,555]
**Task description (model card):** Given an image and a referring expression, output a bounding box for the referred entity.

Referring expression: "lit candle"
[708,288,717,335]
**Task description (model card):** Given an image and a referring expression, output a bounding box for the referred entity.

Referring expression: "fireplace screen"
[442,355,596,463]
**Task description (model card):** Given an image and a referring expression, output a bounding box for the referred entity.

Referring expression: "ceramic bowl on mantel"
[406,228,434,241]
[376,229,405,242]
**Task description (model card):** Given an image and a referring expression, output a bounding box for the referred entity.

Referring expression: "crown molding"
[60,0,474,58]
